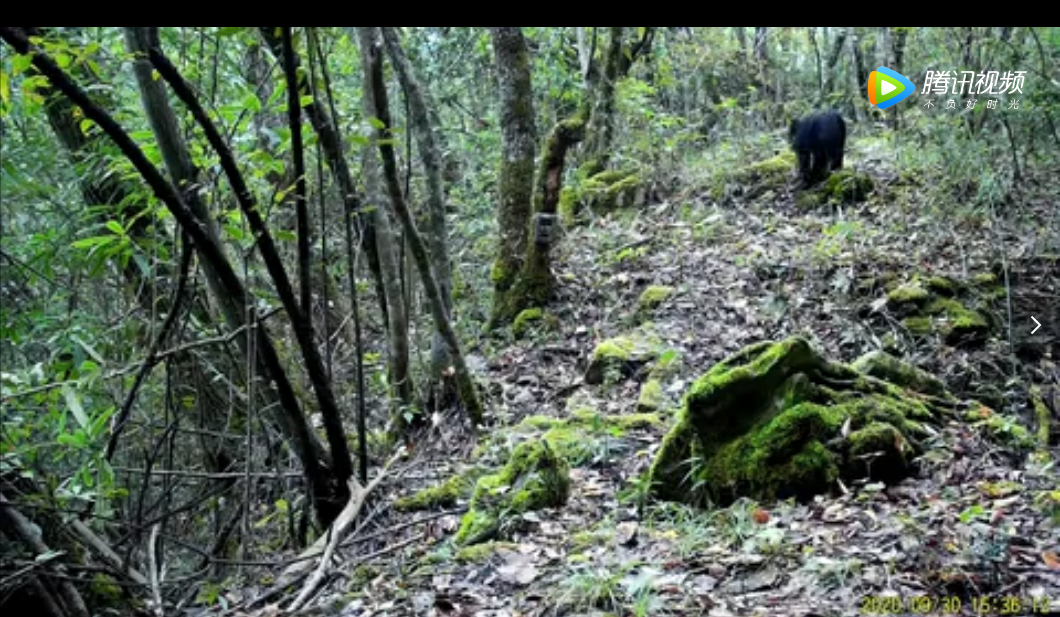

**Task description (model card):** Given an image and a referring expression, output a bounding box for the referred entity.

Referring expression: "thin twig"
[286,451,402,611]
[147,524,164,617]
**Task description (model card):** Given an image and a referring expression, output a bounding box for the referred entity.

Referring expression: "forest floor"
[242,138,1059,617]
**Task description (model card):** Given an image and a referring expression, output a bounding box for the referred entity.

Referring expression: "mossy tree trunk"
[358,27,484,429]
[583,27,655,176]
[582,27,624,176]
[379,27,458,405]
[487,27,538,328]
[505,117,588,314]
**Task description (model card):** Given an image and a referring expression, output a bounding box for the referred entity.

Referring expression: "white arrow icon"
[1031,316,1041,334]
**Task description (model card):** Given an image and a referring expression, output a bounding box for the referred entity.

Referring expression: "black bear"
[788,110,846,187]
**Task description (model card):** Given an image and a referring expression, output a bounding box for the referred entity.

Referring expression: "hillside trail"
[247,137,1059,617]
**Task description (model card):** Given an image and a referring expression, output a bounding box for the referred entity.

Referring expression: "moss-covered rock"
[1030,385,1052,447]
[851,350,950,400]
[926,298,989,344]
[455,439,571,545]
[638,285,675,313]
[585,328,666,385]
[877,274,994,345]
[581,169,645,213]
[395,468,486,512]
[508,408,661,466]
[648,337,985,508]
[711,152,795,202]
[637,379,667,412]
[887,281,931,308]
[512,307,557,339]
[963,405,1036,449]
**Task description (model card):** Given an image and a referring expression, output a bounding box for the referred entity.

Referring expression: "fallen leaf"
[1044,551,1060,569]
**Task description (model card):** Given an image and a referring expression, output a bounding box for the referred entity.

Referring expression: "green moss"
[559,186,580,226]
[395,468,484,512]
[638,285,675,312]
[888,282,930,306]
[585,328,665,384]
[508,408,660,467]
[516,408,662,433]
[649,349,682,382]
[518,414,563,430]
[822,169,874,202]
[512,307,546,338]
[904,316,933,335]
[456,541,518,562]
[595,337,634,360]
[926,276,960,296]
[456,439,571,545]
[592,169,637,184]
[986,415,1034,447]
[649,337,952,507]
[1031,385,1051,447]
[796,192,823,210]
[972,272,998,286]
[851,350,950,399]
[569,407,662,429]
[739,152,796,182]
[698,401,843,505]
[87,574,123,608]
[926,298,988,342]
[490,259,510,285]
[581,168,643,212]
[637,379,666,412]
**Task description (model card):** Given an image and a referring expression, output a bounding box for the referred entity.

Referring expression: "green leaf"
[12,54,31,74]
[274,230,297,242]
[62,385,89,429]
[218,27,246,37]
[71,236,115,250]
[368,116,386,129]
[299,94,314,107]
[0,69,9,106]
[242,92,261,113]
[57,433,80,447]
[224,224,245,241]
[105,221,125,235]
[35,549,63,563]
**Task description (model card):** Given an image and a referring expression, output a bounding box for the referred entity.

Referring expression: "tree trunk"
[584,27,625,175]
[357,26,483,428]
[823,30,847,94]
[0,492,90,617]
[379,27,457,400]
[754,27,771,106]
[733,27,747,62]
[6,25,346,525]
[257,27,392,347]
[507,117,587,313]
[361,132,414,424]
[488,27,538,328]
[847,27,865,123]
